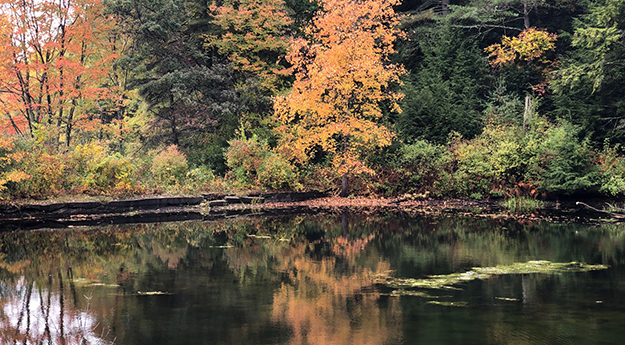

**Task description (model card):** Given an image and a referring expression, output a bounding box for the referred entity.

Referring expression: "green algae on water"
[426,301,468,307]
[377,260,608,291]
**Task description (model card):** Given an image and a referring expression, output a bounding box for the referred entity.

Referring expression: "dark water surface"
[1,212,625,344]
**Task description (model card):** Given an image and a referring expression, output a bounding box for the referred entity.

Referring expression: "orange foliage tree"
[274,0,405,196]
[0,0,122,146]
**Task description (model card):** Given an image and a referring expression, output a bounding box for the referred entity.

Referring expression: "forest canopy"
[0,0,624,200]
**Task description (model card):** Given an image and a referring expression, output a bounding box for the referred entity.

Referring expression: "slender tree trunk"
[66,100,76,147]
[523,2,530,29]
[340,173,349,197]
[442,0,450,15]
[523,95,532,132]
[6,113,24,136]
[341,209,349,236]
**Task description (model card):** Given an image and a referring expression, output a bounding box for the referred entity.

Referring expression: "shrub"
[523,119,599,195]
[13,151,67,199]
[257,155,299,191]
[446,124,523,198]
[597,144,625,196]
[84,153,136,194]
[67,142,139,195]
[151,145,189,186]
[298,166,338,193]
[184,165,216,191]
[395,140,452,196]
[224,136,269,187]
[0,136,30,197]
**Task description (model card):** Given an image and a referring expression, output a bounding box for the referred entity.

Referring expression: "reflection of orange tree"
[269,241,402,344]
[332,234,376,261]
[218,214,403,344]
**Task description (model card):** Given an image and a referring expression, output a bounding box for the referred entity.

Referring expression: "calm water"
[1,212,625,344]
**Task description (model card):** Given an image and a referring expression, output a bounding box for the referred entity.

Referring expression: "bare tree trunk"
[523,2,530,29]
[340,173,349,197]
[341,209,349,236]
[441,0,450,15]
[66,100,76,147]
[523,95,532,132]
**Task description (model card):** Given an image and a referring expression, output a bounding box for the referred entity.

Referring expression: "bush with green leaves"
[522,118,599,195]
[69,142,138,195]
[596,143,625,196]
[396,140,452,196]
[12,150,67,199]
[411,118,601,199]
[150,145,189,186]
[445,124,524,198]
[225,135,298,191]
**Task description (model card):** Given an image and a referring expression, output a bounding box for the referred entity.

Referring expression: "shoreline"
[0,194,620,232]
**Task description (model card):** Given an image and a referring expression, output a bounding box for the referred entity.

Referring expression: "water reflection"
[0,277,111,345]
[0,214,624,344]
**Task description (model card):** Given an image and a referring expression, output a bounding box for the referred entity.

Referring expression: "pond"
[1,211,625,344]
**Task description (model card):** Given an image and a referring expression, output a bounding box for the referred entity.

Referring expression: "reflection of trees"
[2,213,624,344]
[0,277,111,345]
[377,216,625,276]
[217,213,404,344]
[270,242,402,345]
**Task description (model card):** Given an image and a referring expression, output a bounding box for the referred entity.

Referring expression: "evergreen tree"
[397,27,489,144]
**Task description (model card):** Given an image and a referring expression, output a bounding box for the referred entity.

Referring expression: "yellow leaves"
[485,28,557,68]
[0,135,30,195]
[275,0,404,176]
[206,0,293,92]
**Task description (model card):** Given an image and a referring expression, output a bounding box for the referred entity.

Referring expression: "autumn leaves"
[0,0,122,146]
[275,0,405,177]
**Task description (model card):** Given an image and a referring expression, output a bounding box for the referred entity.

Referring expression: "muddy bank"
[0,192,326,219]
[0,194,619,232]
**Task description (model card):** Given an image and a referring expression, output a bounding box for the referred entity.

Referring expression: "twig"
[576,201,625,219]
[605,203,625,213]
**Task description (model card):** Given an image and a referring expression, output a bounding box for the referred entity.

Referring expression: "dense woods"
[0,0,624,200]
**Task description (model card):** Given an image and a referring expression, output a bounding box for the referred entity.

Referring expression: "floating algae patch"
[136,291,172,296]
[471,260,607,275]
[426,301,468,307]
[377,261,608,292]
[385,290,452,298]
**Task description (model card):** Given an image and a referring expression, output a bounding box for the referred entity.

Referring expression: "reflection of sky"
[0,277,112,345]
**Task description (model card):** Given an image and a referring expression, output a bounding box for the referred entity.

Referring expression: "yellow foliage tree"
[274,0,405,196]
[485,28,557,68]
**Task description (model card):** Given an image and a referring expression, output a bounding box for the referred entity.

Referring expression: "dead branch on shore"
[576,202,625,219]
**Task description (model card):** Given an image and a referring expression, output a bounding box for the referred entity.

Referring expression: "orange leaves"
[0,0,122,143]
[275,0,405,175]
[485,28,557,68]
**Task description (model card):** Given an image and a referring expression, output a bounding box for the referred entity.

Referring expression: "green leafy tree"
[107,0,241,171]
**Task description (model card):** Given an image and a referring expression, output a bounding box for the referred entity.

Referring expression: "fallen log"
[576,201,625,219]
